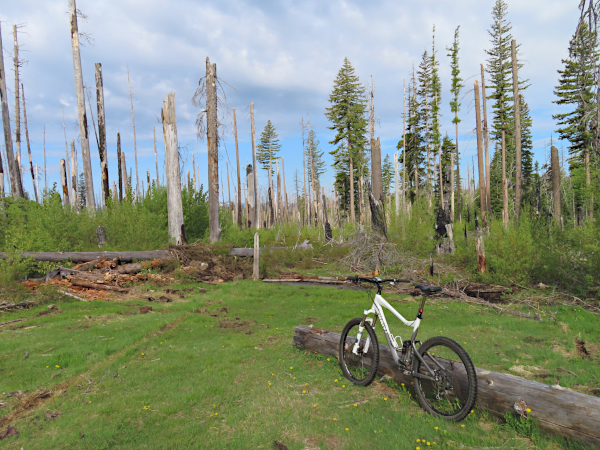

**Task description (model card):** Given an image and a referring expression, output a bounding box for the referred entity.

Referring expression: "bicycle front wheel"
[339,318,379,386]
[412,336,477,422]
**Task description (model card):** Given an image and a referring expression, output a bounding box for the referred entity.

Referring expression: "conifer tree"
[325,58,368,214]
[553,21,599,170]
[382,154,393,195]
[430,26,442,152]
[447,26,463,210]
[417,50,433,187]
[256,120,281,175]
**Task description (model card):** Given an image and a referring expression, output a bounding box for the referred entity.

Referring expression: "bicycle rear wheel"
[412,336,477,422]
[339,318,379,386]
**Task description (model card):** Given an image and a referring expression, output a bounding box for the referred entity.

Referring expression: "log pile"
[292,325,600,447]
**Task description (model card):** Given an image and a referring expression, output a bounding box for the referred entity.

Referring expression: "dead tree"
[127,67,139,198]
[233,108,242,226]
[60,159,70,206]
[120,150,128,199]
[153,127,159,187]
[69,0,95,210]
[117,133,123,200]
[551,145,562,228]
[43,124,47,197]
[512,40,522,220]
[502,132,508,226]
[367,180,387,239]
[204,58,221,242]
[70,140,78,207]
[95,63,109,204]
[162,91,185,244]
[13,26,23,189]
[251,102,259,229]
[21,84,38,202]
[474,81,486,225]
[481,64,491,214]
[246,164,254,227]
[61,107,71,194]
[282,157,289,222]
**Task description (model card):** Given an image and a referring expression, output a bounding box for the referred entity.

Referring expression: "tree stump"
[96,226,107,248]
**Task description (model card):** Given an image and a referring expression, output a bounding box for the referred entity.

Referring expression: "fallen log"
[1,251,170,263]
[117,259,165,274]
[74,258,105,271]
[292,325,600,447]
[0,300,36,311]
[230,242,313,257]
[0,318,25,327]
[263,276,346,285]
[69,279,131,293]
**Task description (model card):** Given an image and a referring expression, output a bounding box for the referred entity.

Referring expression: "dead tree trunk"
[162,92,185,244]
[481,64,491,214]
[301,117,307,226]
[251,102,259,229]
[126,67,139,198]
[43,124,47,197]
[502,131,508,227]
[13,26,23,193]
[551,145,562,229]
[60,159,70,206]
[69,0,95,210]
[512,40,522,220]
[455,105,461,222]
[474,81,486,226]
[153,127,159,187]
[394,151,400,214]
[349,153,355,223]
[246,164,255,228]
[371,137,383,204]
[276,161,283,224]
[206,58,220,242]
[233,108,242,226]
[95,63,109,205]
[0,22,22,199]
[402,78,407,212]
[70,140,78,207]
[121,145,128,198]
[282,157,289,222]
[117,133,123,201]
[21,84,38,202]
[476,235,487,274]
[367,180,387,239]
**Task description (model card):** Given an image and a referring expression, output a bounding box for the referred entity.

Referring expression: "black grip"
[394,279,411,283]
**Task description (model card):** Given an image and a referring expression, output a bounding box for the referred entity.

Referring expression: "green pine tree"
[78,173,86,209]
[553,21,599,171]
[447,25,463,196]
[382,154,393,195]
[417,50,433,186]
[256,120,282,175]
[325,58,369,210]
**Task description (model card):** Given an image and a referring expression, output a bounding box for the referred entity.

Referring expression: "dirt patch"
[574,338,590,358]
[218,318,257,333]
[169,243,252,283]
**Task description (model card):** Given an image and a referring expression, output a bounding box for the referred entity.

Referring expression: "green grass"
[0,282,597,449]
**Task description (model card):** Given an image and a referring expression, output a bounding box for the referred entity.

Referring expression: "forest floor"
[1,265,599,449]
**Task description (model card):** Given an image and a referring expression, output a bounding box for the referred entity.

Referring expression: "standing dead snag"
[480,64,491,215]
[60,159,70,206]
[251,102,260,229]
[474,80,486,226]
[233,108,242,226]
[117,133,123,201]
[95,63,109,205]
[127,67,139,198]
[205,58,221,242]
[475,235,487,274]
[162,92,185,245]
[512,40,522,220]
[21,84,38,203]
[551,145,562,229]
[69,0,95,210]
[246,164,255,228]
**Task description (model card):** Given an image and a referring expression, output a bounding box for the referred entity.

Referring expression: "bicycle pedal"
[403,369,412,376]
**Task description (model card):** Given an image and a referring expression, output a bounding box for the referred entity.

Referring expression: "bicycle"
[339,276,477,422]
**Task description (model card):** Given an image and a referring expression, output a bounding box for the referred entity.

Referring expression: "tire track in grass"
[0,313,189,428]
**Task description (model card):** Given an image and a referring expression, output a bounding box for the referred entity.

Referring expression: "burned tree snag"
[70,140,78,206]
[153,127,159,187]
[551,145,562,229]
[162,92,184,244]
[481,64,491,215]
[60,159,70,206]
[120,151,128,199]
[69,0,95,210]
[246,164,255,228]
[474,81,486,226]
[475,235,487,274]
[502,131,508,227]
[251,102,259,229]
[95,63,109,205]
[206,58,220,242]
[21,84,38,203]
[127,67,139,198]
[233,108,242,226]
[117,133,123,201]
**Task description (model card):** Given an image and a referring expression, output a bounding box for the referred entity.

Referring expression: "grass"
[0,281,598,449]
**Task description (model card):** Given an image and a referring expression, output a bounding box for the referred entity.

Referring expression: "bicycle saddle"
[415,284,442,293]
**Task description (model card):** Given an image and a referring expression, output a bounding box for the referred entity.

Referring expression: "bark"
[302,117,308,226]
[152,127,159,187]
[226,160,231,216]
[282,157,288,222]
[349,154,355,222]
[474,81,486,225]
[61,108,71,195]
[117,133,123,200]
[70,278,131,292]
[13,26,23,193]
[69,0,95,210]
[233,108,242,226]
[394,151,400,214]
[481,64,491,214]
[162,91,185,245]
[455,115,461,222]
[276,161,283,224]
[250,102,259,229]
[292,325,600,448]
[551,145,562,228]
[253,232,260,281]
[476,235,487,274]
[121,144,128,198]
[95,63,109,204]
[21,84,38,202]
[512,40,522,220]
[403,79,407,212]
[117,259,165,274]
[60,159,70,206]
[367,180,387,239]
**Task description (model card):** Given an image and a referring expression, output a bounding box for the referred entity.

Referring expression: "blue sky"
[1,0,581,201]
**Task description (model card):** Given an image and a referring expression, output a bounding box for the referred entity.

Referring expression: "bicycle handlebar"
[345,276,411,284]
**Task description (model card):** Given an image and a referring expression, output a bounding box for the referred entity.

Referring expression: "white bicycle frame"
[352,292,422,368]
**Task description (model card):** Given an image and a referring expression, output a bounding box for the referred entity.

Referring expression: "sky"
[0,0,582,202]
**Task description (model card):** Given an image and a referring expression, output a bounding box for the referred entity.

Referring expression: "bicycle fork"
[352,314,378,355]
